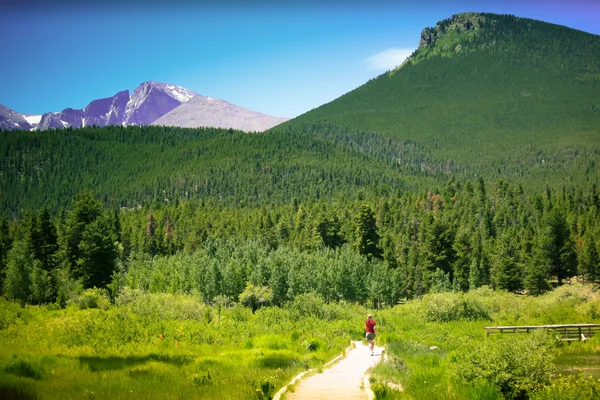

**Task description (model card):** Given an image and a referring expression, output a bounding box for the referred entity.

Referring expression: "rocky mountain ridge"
[1,81,288,132]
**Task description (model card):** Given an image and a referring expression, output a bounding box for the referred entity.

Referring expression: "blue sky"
[1,0,598,118]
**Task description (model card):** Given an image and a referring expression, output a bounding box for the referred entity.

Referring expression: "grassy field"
[1,284,599,399]
[0,291,365,399]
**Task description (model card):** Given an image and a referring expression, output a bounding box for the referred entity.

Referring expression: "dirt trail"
[284,341,384,400]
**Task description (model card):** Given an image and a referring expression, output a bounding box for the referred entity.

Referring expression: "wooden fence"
[484,324,600,341]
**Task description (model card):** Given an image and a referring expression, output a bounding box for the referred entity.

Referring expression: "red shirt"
[365,319,376,333]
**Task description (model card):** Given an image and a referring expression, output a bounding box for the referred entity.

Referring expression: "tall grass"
[2,284,599,399]
[0,291,366,399]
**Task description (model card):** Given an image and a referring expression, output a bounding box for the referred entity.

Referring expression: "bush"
[530,374,600,400]
[116,289,206,321]
[423,292,490,322]
[69,288,111,310]
[254,334,290,350]
[0,299,22,330]
[239,283,273,313]
[303,338,321,352]
[191,370,213,386]
[456,331,555,399]
[255,377,275,400]
[254,352,298,369]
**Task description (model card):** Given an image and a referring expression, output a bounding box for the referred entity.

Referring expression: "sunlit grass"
[0,294,365,399]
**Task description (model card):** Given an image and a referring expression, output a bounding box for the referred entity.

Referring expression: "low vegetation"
[0,291,363,399]
[1,284,599,399]
[370,284,600,399]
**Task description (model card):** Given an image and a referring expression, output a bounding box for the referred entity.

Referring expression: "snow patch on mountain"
[164,84,196,103]
[23,115,42,125]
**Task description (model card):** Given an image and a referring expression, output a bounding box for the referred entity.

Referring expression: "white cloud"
[364,48,414,71]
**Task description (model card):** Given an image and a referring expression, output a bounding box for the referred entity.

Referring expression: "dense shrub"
[0,299,21,330]
[530,374,600,400]
[455,330,556,399]
[423,292,491,322]
[69,288,111,310]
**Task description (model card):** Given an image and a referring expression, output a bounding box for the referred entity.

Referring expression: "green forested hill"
[279,12,600,184]
[0,124,440,215]
[2,13,599,216]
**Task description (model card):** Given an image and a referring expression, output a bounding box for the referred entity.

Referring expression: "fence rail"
[484,324,600,341]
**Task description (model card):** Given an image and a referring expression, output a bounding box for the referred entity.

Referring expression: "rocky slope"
[151,95,289,132]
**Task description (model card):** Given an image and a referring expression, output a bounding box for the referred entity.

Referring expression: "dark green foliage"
[3,241,33,304]
[355,204,382,259]
[579,229,600,282]
[35,208,58,271]
[63,192,117,289]
[0,386,38,400]
[538,207,577,285]
[0,216,12,293]
[493,229,524,292]
[0,125,439,216]
[76,213,118,289]
[313,212,344,249]
[192,371,213,386]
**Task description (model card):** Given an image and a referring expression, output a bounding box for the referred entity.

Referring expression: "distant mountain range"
[0,81,288,132]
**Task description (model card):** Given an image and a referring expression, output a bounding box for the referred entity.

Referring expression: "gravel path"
[284,341,384,400]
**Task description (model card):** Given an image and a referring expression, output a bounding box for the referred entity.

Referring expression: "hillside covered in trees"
[282,12,600,184]
[1,12,599,305]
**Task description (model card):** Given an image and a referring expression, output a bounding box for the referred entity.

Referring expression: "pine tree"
[143,212,160,256]
[579,229,599,282]
[355,204,382,259]
[524,257,550,295]
[494,230,523,292]
[0,216,12,292]
[314,212,344,249]
[76,213,118,289]
[421,215,456,289]
[539,207,577,284]
[452,226,473,291]
[36,208,58,271]
[62,191,103,272]
[3,240,33,304]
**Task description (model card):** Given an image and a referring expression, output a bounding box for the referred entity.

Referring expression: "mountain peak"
[2,80,287,132]
[419,12,486,49]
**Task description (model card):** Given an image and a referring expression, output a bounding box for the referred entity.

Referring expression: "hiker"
[365,314,376,355]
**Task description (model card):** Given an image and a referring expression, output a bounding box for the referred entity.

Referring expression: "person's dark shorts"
[366,332,375,341]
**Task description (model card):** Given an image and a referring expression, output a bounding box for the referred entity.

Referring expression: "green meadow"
[1,284,599,399]
[0,291,363,399]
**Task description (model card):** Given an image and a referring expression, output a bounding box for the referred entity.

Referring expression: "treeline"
[0,124,437,216]
[1,178,599,307]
